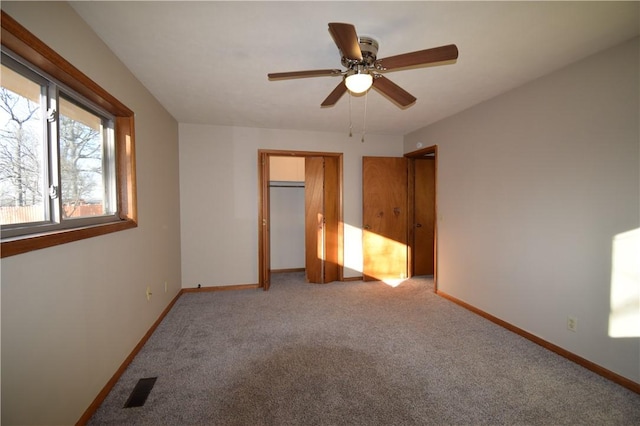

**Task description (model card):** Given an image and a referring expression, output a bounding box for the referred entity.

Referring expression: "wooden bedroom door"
[362,157,408,281]
[305,156,339,283]
[413,157,436,275]
[405,145,438,289]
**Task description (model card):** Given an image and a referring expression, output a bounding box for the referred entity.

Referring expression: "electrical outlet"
[567,316,577,332]
[146,286,152,301]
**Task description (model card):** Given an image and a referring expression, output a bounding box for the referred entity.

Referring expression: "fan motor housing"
[341,36,379,68]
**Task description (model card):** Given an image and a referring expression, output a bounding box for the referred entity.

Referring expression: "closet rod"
[269,180,305,188]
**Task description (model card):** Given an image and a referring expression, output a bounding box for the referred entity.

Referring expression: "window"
[1,54,117,235]
[1,11,137,257]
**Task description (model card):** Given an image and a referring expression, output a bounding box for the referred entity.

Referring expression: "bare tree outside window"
[0,80,46,224]
[1,65,109,225]
[59,97,105,219]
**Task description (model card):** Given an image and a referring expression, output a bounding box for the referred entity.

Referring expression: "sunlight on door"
[364,230,408,286]
[343,223,408,287]
[609,227,640,338]
[317,212,324,261]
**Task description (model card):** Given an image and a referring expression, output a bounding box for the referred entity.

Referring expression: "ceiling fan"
[268,22,459,108]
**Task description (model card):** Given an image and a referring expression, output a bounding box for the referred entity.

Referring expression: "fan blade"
[328,22,362,61]
[268,69,342,79]
[372,75,416,107]
[376,44,458,70]
[321,80,347,107]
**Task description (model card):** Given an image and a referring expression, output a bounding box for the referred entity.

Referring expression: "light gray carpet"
[89,272,640,425]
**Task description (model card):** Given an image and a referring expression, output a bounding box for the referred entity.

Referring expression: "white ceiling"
[70,1,639,136]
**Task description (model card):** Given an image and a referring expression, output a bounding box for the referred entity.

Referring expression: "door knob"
[364,224,371,230]
[416,223,422,228]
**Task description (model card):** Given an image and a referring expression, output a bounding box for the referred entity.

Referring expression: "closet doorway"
[258,150,343,290]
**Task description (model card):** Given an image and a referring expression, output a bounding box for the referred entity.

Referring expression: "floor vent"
[123,377,157,408]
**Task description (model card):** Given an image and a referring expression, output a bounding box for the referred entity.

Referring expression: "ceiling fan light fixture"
[345,71,373,94]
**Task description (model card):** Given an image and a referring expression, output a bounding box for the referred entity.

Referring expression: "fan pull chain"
[348,92,353,137]
[361,90,368,143]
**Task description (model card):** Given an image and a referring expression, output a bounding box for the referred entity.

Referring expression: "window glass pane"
[59,96,111,219]
[0,64,47,225]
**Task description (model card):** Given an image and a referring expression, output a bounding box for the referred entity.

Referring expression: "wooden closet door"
[323,156,339,283]
[305,157,324,283]
[305,156,340,284]
[362,157,408,281]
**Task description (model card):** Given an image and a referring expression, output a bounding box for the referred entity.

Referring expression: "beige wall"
[405,38,639,383]
[1,2,182,424]
[179,124,403,286]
